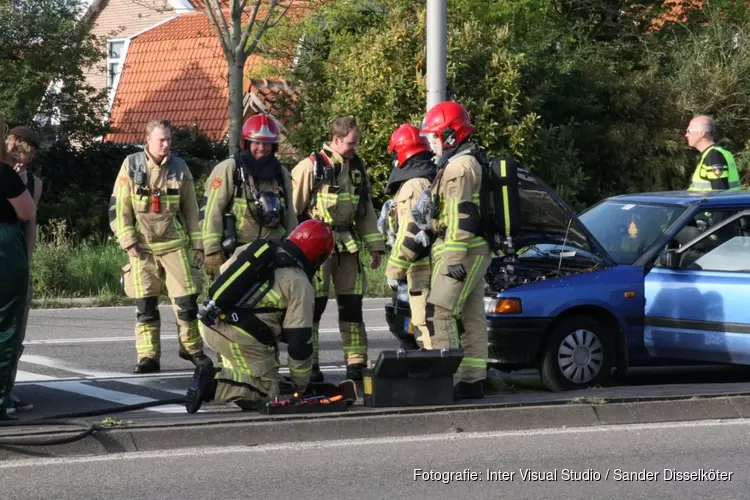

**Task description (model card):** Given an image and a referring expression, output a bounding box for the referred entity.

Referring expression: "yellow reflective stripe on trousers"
[177,247,197,295]
[454,255,485,315]
[460,357,487,369]
[133,254,145,298]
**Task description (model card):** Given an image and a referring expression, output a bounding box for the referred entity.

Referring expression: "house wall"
[84,0,177,95]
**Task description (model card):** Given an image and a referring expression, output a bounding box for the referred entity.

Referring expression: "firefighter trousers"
[0,225,29,412]
[121,247,203,362]
[199,321,280,409]
[426,248,490,384]
[407,268,431,349]
[312,251,368,366]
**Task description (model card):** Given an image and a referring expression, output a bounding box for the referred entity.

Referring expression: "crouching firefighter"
[417,101,491,400]
[109,119,206,374]
[185,219,335,413]
[382,124,436,349]
[291,116,386,382]
[199,113,297,278]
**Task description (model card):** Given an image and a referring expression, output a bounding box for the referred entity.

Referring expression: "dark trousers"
[0,224,29,411]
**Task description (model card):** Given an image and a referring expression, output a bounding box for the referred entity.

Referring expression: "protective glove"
[446,264,467,282]
[387,278,400,291]
[204,252,226,277]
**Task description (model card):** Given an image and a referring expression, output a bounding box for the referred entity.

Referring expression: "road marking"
[34,381,185,414]
[23,326,391,346]
[3,418,750,469]
[13,370,58,382]
[20,355,128,379]
[13,364,347,386]
[30,298,392,312]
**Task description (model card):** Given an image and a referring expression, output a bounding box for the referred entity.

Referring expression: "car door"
[644,209,750,364]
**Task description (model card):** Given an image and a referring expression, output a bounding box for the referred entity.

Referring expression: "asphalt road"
[2,419,748,499]
[12,299,750,419]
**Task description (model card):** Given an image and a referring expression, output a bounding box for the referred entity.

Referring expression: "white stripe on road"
[23,326,391,346]
[13,370,59,382]
[3,418,749,469]
[20,355,128,379]
[34,381,186,414]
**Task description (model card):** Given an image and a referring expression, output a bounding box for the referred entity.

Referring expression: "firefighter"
[291,115,386,382]
[383,124,436,348]
[419,101,490,399]
[109,119,206,374]
[200,113,297,278]
[185,219,335,413]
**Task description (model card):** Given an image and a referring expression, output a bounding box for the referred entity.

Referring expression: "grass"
[30,220,392,305]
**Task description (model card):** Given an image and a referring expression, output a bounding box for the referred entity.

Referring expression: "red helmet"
[388,124,431,168]
[286,219,335,270]
[420,101,474,150]
[241,113,280,150]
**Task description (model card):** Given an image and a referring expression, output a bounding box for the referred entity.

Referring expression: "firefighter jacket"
[109,149,203,256]
[292,145,385,255]
[200,156,297,256]
[430,144,489,266]
[218,245,314,387]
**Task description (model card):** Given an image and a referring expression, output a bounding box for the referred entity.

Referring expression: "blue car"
[385,169,750,391]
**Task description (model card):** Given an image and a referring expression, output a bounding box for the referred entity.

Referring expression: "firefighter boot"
[134,358,160,374]
[454,380,485,400]
[310,363,324,383]
[185,356,218,414]
[346,363,366,381]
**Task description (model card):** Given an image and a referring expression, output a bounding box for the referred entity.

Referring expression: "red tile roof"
[105,12,293,144]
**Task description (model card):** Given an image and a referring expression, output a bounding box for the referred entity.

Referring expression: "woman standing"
[5,127,42,413]
[0,158,36,420]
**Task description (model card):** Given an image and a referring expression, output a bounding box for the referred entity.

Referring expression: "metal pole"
[426,0,447,111]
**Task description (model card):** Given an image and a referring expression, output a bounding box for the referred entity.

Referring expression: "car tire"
[540,316,614,392]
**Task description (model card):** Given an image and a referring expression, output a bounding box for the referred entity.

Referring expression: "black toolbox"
[363,348,464,407]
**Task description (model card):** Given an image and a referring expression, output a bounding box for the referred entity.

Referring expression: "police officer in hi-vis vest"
[685,115,740,191]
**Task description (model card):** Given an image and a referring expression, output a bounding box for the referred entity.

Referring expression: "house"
[81,0,300,149]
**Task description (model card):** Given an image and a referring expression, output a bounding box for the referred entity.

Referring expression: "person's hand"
[387,278,400,291]
[194,249,205,265]
[446,264,467,282]
[371,251,383,270]
[203,252,225,276]
[126,243,140,258]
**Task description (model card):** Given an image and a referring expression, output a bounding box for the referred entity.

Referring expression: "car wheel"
[540,316,613,392]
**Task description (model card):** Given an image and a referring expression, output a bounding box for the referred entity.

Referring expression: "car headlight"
[484,297,522,314]
[397,282,409,303]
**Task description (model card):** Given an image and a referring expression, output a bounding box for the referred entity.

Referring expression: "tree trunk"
[227,54,245,152]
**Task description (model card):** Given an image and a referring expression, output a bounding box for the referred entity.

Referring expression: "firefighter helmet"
[388,124,431,168]
[241,113,280,150]
[286,219,335,270]
[420,101,474,150]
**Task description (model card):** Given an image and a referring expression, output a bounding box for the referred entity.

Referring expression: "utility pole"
[425,0,447,111]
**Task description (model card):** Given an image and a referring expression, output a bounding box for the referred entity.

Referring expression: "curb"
[2,392,750,461]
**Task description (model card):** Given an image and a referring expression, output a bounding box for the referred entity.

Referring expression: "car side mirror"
[659,249,679,269]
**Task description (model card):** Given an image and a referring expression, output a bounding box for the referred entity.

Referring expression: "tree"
[198,0,296,150]
[0,0,109,142]
[281,0,539,202]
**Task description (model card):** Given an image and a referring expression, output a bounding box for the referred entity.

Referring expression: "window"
[675,214,750,272]
[107,40,126,90]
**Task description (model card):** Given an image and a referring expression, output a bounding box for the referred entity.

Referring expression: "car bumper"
[487,317,552,368]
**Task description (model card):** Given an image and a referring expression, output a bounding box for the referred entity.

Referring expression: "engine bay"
[485,254,603,293]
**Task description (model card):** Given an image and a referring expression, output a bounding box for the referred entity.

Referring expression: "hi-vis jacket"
[291,145,385,254]
[200,157,297,256]
[218,245,314,387]
[109,150,203,255]
[385,177,432,289]
[430,151,489,265]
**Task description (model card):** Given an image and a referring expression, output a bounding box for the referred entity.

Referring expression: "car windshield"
[579,201,686,265]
